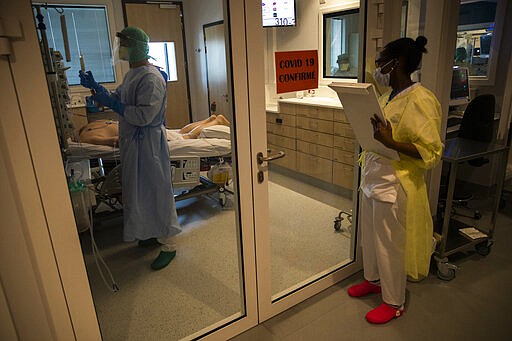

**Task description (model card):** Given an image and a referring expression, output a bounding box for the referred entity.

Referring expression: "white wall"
[182,0,224,121]
[264,0,360,103]
[274,0,320,52]
[274,0,358,51]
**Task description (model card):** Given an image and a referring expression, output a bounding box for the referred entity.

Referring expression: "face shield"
[112,36,129,65]
[114,29,149,63]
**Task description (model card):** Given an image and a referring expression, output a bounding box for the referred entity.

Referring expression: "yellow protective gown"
[378,83,443,281]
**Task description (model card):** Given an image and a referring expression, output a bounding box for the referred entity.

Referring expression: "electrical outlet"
[70,95,85,107]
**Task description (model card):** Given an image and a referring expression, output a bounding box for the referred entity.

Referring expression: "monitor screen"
[262,0,296,27]
[480,34,492,55]
[450,66,470,103]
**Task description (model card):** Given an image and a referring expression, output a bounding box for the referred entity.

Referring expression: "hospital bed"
[66,128,231,161]
[66,127,233,209]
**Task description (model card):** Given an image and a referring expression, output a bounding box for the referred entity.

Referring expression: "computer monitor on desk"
[449,66,470,107]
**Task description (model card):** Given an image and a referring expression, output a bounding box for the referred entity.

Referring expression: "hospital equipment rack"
[171,156,233,207]
[434,137,509,280]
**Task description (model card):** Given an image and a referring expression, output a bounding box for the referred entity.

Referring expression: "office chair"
[438,94,496,220]
[457,94,495,166]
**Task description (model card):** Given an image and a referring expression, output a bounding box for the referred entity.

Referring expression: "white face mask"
[118,46,130,61]
[373,59,395,87]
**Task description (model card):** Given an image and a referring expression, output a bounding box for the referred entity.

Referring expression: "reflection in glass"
[454,1,497,77]
[264,5,360,301]
[266,103,357,298]
[35,0,246,339]
[32,5,115,85]
[149,42,178,81]
[323,9,359,79]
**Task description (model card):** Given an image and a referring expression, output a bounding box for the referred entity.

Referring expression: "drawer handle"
[276,118,283,124]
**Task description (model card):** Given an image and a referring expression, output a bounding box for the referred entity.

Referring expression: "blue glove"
[79,70,108,93]
[92,92,125,115]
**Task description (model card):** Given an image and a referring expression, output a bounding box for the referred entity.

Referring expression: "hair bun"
[415,36,428,53]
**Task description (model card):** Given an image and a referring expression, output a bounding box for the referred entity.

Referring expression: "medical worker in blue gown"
[79,26,181,270]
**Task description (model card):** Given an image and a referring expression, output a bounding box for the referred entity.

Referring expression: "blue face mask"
[373,59,395,87]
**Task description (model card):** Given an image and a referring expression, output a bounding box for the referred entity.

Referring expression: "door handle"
[256,150,286,183]
[257,150,286,165]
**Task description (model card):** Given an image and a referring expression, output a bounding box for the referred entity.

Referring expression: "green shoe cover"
[151,250,176,270]
[138,238,160,248]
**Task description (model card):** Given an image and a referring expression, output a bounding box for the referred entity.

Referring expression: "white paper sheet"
[328,82,399,160]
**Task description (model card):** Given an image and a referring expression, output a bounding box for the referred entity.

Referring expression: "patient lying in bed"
[78,119,119,146]
[78,115,230,146]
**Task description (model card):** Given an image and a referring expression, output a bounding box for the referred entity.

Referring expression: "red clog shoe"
[347,280,382,297]
[366,303,404,324]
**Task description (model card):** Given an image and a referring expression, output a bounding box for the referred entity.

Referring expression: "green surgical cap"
[118,26,150,63]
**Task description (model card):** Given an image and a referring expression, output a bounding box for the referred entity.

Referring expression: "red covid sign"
[275,50,318,94]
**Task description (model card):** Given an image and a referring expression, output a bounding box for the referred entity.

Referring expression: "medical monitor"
[449,66,470,106]
[262,0,296,27]
[480,34,492,55]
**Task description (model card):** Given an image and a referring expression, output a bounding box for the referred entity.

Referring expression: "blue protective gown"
[114,65,181,241]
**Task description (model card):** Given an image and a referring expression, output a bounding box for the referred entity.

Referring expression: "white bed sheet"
[66,129,231,160]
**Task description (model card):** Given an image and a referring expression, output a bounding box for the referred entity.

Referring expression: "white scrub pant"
[157,236,176,252]
[360,190,406,306]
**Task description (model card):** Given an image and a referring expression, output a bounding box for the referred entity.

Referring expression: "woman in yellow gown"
[347,36,443,324]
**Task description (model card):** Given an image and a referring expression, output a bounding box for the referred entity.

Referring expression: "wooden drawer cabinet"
[296,128,333,147]
[316,107,334,121]
[297,152,333,182]
[296,116,333,133]
[270,102,358,189]
[297,140,333,160]
[296,105,334,121]
[334,135,356,152]
[333,162,354,189]
[333,149,354,165]
[279,103,297,115]
[334,122,355,139]
[267,122,296,138]
[267,112,296,127]
[268,144,296,170]
[333,109,348,123]
[267,133,296,150]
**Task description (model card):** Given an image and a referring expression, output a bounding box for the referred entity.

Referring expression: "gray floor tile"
[232,213,512,340]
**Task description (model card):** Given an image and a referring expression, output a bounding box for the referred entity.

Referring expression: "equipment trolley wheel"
[475,240,493,256]
[437,267,456,281]
[435,257,458,281]
[333,211,352,233]
[218,187,226,207]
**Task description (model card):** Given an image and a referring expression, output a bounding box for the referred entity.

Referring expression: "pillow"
[199,125,231,139]
[166,129,184,141]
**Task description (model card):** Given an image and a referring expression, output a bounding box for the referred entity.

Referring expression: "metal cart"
[434,138,509,280]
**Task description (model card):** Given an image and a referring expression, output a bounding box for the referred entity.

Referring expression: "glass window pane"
[323,9,359,79]
[34,5,115,85]
[149,42,178,82]
[62,2,245,339]
[264,8,360,301]
[454,1,497,77]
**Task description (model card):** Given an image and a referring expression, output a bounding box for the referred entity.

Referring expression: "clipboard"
[328,82,399,160]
